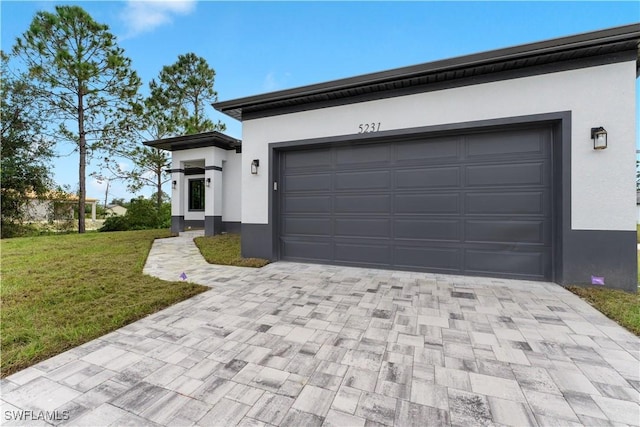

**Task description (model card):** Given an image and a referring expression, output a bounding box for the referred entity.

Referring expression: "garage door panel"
[335,218,390,238]
[465,220,548,244]
[465,249,546,277]
[281,239,332,260]
[279,125,552,281]
[394,219,461,241]
[396,167,460,189]
[395,194,460,214]
[283,217,331,236]
[335,195,390,213]
[335,242,390,264]
[395,246,461,271]
[284,173,332,192]
[466,128,546,158]
[283,196,331,213]
[466,192,546,215]
[285,148,332,168]
[395,137,460,162]
[337,144,390,165]
[465,162,547,187]
[336,170,390,190]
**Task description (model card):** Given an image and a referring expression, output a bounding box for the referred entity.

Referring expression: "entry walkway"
[2,232,639,426]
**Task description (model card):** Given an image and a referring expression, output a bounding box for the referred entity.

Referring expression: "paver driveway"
[2,232,639,426]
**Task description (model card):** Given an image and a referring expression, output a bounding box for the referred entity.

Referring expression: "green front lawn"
[568,286,640,336]
[194,233,270,268]
[1,230,208,377]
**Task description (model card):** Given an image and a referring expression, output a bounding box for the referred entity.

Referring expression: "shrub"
[99,199,171,232]
[100,215,129,232]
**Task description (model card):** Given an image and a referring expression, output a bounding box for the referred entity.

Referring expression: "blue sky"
[1,1,638,202]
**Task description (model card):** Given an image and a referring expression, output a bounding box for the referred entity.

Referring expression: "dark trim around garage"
[243,110,636,290]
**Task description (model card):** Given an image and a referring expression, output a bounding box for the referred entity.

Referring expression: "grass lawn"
[194,234,270,268]
[1,230,208,377]
[568,286,640,336]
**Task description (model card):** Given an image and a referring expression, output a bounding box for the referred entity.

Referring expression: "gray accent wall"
[242,224,273,260]
[562,230,637,292]
[184,220,204,229]
[204,216,223,236]
[171,216,184,234]
[223,222,242,234]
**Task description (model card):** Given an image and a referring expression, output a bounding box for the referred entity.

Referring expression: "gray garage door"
[279,125,553,280]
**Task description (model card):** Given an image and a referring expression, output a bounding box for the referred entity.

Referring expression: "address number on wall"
[358,122,381,134]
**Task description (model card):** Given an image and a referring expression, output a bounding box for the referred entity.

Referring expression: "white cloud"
[263,71,291,92]
[119,0,196,39]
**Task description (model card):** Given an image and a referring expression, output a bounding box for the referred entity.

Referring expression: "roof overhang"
[143,131,241,152]
[214,23,640,121]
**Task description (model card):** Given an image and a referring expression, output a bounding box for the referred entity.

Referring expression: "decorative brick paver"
[2,231,639,426]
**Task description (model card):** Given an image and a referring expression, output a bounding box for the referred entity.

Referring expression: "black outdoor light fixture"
[172,180,177,189]
[591,127,607,150]
[206,177,211,187]
[251,159,260,174]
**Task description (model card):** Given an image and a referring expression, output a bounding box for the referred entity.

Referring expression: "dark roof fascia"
[214,23,640,121]
[143,131,241,152]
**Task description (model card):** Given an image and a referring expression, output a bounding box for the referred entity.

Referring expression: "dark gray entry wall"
[279,125,553,280]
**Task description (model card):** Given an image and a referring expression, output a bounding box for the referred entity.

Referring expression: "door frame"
[269,111,570,282]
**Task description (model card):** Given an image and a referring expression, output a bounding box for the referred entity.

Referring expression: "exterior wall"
[106,206,127,216]
[242,61,636,232]
[240,60,637,290]
[222,151,242,223]
[170,146,241,234]
[24,200,53,221]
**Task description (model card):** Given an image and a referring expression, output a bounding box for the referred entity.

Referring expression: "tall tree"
[0,52,54,234]
[13,5,141,233]
[93,84,176,210]
[155,52,225,134]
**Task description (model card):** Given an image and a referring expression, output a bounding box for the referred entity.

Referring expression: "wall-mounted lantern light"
[591,127,607,150]
[206,177,211,187]
[251,159,260,175]
[172,180,177,189]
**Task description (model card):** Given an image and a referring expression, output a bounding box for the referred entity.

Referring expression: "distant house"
[24,191,98,222]
[105,204,127,217]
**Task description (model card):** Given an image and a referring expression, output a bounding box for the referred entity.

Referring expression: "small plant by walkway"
[194,233,270,267]
[568,286,640,336]
[0,230,208,377]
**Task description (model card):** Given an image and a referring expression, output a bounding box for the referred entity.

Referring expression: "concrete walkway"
[2,232,639,426]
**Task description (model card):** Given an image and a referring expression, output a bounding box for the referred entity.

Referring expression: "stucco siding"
[222,151,242,222]
[242,60,637,232]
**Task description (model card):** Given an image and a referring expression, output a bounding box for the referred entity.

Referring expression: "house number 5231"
[358,122,381,134]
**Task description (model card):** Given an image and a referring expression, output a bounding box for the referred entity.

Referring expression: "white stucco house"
[24,191,98,222]
[105,204,128,217]
[146,24,639,291]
